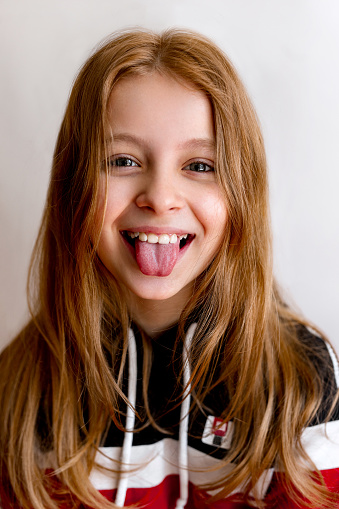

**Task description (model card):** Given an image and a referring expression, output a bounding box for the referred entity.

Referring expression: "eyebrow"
[105,133,215,151]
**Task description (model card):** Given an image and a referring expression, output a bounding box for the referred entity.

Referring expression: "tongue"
[135,239,180,276]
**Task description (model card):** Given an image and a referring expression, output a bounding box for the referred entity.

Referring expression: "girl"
[0,28,338,509]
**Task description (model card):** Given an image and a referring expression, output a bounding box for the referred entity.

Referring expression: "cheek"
[197,188,228,236]
[94,178,123,229]
[94,179,139,243]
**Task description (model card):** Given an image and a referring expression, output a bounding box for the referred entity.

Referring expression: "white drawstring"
[115,329,137,507]
[115,323,197,508]
[175,323,197,509]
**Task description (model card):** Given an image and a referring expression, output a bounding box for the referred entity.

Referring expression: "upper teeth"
[127,232,188,244]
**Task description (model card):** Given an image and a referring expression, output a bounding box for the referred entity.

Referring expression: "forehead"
[105,72,215,152]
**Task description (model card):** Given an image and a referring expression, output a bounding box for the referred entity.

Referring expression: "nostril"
[135,185,184,213]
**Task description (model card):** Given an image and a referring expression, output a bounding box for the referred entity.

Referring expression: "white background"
[0,0,338,352]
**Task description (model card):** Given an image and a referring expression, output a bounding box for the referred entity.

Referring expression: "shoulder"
[295,324,339,425]
[265,325,339,506]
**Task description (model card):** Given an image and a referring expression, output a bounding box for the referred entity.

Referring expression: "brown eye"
[184,162,214,172]
[108,157,138,167]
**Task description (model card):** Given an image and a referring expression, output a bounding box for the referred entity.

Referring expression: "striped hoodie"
[86,323,339,508]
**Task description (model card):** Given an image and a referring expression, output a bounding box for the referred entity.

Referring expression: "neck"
[126,286,193,338]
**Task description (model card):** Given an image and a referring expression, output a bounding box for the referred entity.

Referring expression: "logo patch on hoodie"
[202,416,234,449]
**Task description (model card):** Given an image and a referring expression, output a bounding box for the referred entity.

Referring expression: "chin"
[129,285,181,302]
[125,276,193,303]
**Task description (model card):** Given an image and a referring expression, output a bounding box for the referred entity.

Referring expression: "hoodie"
[88,323,339,508]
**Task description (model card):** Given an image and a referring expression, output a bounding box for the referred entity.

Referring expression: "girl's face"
[96,72,227,307]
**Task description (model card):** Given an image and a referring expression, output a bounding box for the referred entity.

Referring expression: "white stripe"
[89,438,272,500]
[301,420,339,470]
[90,439,234,491]
[90,420,339,494]
[325,341,339,388]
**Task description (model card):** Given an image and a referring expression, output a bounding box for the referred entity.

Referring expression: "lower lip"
[120,233,194,268]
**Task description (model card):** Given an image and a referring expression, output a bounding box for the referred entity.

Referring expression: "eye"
[106,156,139,168]
[183,161,214,173]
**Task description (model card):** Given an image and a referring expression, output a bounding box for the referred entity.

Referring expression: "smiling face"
[95,72,227,313]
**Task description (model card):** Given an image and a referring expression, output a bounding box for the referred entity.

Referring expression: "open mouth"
[121,231,195,250]
[120,230,195,277]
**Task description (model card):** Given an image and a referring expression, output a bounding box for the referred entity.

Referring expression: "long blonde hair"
[0,28,337,509]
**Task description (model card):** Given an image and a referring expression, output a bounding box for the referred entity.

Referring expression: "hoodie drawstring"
[175,322,197,509]
[115,323,197,508]
[115,328,137,507]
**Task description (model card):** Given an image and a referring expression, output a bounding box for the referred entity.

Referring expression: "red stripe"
[265,469,339,508]
[100,475,255,508]
[98,470,339,508]
[3,469,338,508]
[322,468,339,492]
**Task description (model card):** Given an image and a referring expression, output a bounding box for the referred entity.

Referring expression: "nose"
[135,170,184,214]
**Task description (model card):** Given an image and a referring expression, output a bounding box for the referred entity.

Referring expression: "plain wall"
[1,0,338,351]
